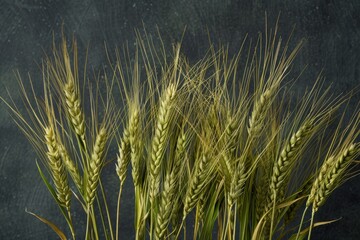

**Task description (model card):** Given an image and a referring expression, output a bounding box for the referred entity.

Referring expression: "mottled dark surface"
[0,0,359,239]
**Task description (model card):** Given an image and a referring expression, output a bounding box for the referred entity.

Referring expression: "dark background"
[0,0,359,239]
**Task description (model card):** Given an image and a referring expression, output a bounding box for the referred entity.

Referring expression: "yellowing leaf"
[25,209,67,240]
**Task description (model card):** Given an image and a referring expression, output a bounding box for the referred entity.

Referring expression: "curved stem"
[296,206,308,240]
[116,185,123,240]
[307,209,315,240]
[85,206,90,240]
[67,209,76,240]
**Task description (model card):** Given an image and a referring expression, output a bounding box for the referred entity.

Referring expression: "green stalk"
[99,180,114,240]
[307,210,315,240]
[96,195,108,239]
[296,206,308,240]
[116,185,123,240]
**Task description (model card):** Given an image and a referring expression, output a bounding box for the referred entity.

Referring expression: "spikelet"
[116,128,131,185]
[248,88,274,137]
[311,143,359,212]
[306,156,334,207]
[221,113,239,191]
[62,41,86,148]
[155,170,178,239]
[228,161,246,207]
[63,81,86,145]
[173,128,187,176]
[129,108,141,186]
[44,126,71,209]
[183,154,211,218]
[268,120,313,209]
[59,144,82,191]
[149,84,176,203]
[85,127,107,205]
[169,129,187,227]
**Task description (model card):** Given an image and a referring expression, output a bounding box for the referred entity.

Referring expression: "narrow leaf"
[36,161,73,231]
[26,209,67,240]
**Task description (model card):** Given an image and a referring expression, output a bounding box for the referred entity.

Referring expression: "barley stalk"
[44,126,71,209]
[312,143,360,212]
[85,127,107,205]
[149,84,176,202]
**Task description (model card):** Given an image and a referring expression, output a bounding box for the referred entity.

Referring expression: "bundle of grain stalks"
[1,27,359,240]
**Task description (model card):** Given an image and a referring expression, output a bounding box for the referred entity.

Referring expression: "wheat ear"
[149,84,176,202]
[225,114,238,156]
[174,128,187,172]
[155,127,187,235]
[268,121,313,207]
[116,128,131,185]
[228,161,246,207]
[85,127,107,205]
[129,108,141,186]
[255,151,274,222]
[311,143,360,212]
[222,114,238,184]
[44,126,71,209]
[183,154,211,218]
[248,88,274,137]
[306,156,334,207]
[64,80,86,147]
[59,144,83,191]
[62,43,86,148]
[170,129,188,227]
[264,120,314,238]
[156,170,178,239]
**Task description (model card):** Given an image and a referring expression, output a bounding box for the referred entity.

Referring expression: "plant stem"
[116,185,123,240]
